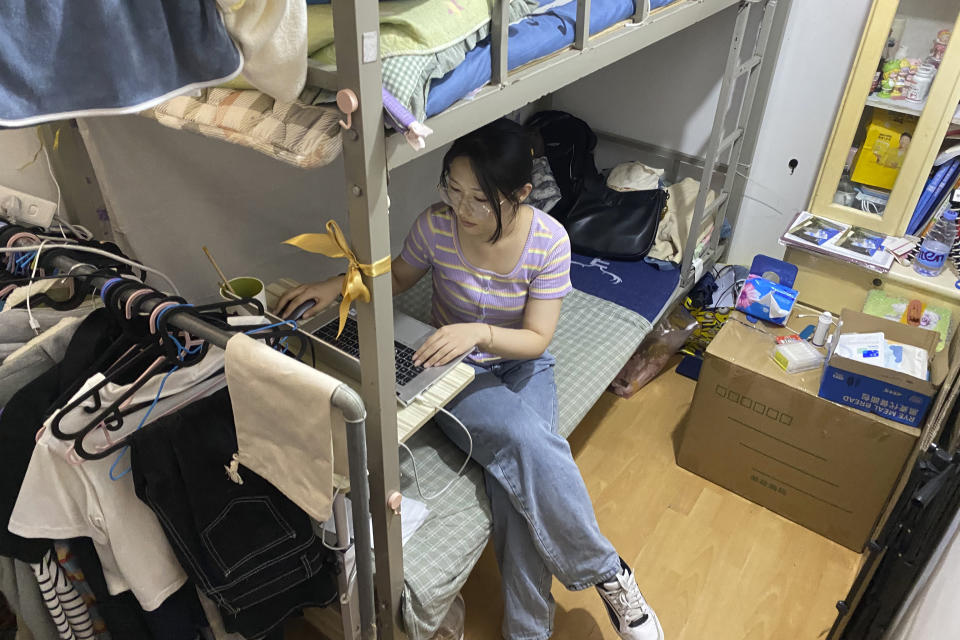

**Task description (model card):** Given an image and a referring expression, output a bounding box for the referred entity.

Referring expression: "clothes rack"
[43,251,377,640]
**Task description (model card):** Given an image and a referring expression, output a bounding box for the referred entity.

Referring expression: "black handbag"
[563,179,667,261]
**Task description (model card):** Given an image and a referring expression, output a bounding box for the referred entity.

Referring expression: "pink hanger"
[124,288,156,319]
[5,232,39,272]
[149,301,181,335]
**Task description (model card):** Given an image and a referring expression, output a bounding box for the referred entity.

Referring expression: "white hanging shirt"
[8,349,226,611]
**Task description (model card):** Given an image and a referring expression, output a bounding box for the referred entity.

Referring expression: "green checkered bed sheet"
[392,278,650,639]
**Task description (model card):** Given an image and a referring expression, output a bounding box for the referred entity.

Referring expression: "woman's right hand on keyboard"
[274,276,343,320]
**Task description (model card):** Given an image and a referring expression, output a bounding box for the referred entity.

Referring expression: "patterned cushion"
[144,87,343,169]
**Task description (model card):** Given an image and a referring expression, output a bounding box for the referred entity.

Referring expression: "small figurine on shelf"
[891,60,908,100]
[878,59,899,98]
[928,30,951,68]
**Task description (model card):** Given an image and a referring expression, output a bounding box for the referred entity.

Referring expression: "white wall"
[79,115,446,302]
[726,0,871,264]
[0,127,60,202]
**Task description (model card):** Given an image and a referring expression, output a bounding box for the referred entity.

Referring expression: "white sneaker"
[597,562,664,640]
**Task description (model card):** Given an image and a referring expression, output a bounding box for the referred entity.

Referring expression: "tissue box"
[735,275,798,326]
[819,310,945,427]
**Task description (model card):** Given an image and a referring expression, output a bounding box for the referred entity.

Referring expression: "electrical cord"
[40,143,62,223]
[39,138,94,241]
[319,406,474,570]
[52,217,94,242]
[318,488,360,596]
[399,405,473,501]
[0,244,180,295]
[26,240,49,335]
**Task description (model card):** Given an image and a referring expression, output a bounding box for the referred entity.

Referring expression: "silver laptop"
[297,305,468,406]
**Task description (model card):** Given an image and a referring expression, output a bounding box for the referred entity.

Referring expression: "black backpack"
[526,110,602,223]
[526,110,665,261]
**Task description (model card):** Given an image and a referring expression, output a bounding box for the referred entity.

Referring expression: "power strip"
[0,184,57,229]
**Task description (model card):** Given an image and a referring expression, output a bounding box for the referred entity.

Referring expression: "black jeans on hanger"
[129,390,337,640]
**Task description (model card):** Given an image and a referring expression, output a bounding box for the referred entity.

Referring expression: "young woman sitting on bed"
[275,118,664,640]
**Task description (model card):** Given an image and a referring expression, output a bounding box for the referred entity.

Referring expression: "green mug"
[219,277,266,314]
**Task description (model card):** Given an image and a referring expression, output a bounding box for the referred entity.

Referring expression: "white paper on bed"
[321,495,430,548]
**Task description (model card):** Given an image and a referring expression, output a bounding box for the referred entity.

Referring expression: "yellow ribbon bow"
[283,221,391,337]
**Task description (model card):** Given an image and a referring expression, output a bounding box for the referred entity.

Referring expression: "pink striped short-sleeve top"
[400,203,572,363]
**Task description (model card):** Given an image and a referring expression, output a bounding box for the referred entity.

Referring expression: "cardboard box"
[819,310,945,428]
[677,314,918,551]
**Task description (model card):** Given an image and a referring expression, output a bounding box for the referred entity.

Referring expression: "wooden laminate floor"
[289,364,861,640]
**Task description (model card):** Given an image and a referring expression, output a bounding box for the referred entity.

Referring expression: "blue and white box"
[819,310,944,428]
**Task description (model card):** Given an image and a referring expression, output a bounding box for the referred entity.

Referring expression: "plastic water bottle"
[914,209,958,277]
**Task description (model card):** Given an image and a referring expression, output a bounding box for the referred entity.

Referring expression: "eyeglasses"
[438,185,505,219]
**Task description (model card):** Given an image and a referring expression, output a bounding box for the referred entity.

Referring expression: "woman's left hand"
[414,323,487,367]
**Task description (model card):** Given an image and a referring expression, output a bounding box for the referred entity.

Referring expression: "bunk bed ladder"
[680,0,778,287]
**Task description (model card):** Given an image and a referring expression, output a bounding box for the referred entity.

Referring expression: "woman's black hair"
[440,118,533,243]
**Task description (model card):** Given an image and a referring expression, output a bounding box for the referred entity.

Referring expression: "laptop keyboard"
[312,316,426,386]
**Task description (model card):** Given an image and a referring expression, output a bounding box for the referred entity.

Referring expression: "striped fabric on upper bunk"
[145,87,344,169]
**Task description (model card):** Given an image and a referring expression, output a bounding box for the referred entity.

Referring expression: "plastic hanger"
[48,296,204,448]
[76,301,287,463]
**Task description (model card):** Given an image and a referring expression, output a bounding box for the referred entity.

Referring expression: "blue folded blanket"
[426,0,679,117]
[0,0,242,126]
[570,253,680,322]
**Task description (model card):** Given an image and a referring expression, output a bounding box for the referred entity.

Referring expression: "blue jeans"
[436,353,620,639]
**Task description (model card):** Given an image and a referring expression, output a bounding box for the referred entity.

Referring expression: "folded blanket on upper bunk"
[309,0,530,60]
[374,0,537,120]
[426,0,682,116]
[427,0,633,115]
[139,0,683,165]
[0,0,243,127]
[145,0,537,161]
[223,0,537,119]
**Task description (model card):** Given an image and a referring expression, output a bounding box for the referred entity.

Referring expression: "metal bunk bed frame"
[321,0,784,637]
